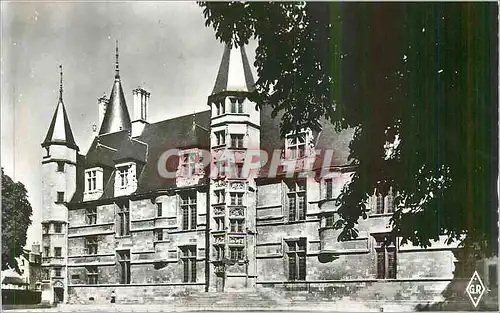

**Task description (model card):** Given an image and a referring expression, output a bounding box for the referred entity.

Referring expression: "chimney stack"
[133,87,150,121]
[98,93,109,128]
[131,87,150,137]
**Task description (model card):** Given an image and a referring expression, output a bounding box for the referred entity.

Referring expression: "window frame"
[86,266,98,285]
[116,202,130,237]
[56,192,64,203]
[57,161,65,173]
[373,233,397,279]
[287,181,307,222]
[230,134,244,149]
[54,247,62,258]
[85,236,98,255]
[215,130,226,146]
[157,202,163,217]
[85,169,97,192]
[230,192,243,206]
[117,250,131,284]
[117,166,129,188]
[286,132,307,159]
[181,246,197,283]
[286,238,307,281]
[85,208,97,225]
[180,193,197,230]
[54,223,62,234]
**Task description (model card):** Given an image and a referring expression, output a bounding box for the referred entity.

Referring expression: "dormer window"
[286,132,306,159]
[114,162,138,197]
[117,166,129,188]
[86,170,97,191]
[180,152,197,177]
[229,97,244,113]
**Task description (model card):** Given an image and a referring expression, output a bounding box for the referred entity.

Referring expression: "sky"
[1,1,258,248]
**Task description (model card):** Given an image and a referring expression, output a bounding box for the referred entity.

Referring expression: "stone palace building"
[39,41,471,305]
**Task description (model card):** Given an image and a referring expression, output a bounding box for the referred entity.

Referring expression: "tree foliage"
[2,168,33,273]
[199,2,498,256]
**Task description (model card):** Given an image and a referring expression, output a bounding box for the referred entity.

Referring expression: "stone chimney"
[98,93,109,129]
[131,87,150,137]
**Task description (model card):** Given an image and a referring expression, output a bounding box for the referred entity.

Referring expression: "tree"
[2,168,33,273]
[199,2,498,256]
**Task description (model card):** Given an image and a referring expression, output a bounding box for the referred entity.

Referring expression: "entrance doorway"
[54,287,64,304]
[215,273,225,292]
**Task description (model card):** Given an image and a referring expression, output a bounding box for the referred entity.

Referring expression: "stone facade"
[39,42,475,307]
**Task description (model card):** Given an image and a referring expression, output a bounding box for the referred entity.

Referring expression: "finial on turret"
[59,64,63,100]
[115,39,120,79]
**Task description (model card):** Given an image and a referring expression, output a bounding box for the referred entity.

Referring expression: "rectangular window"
[86,208,97,225]
[155,229,163,241]
[87,266,98,285]
[230,134,244,148]
[287,181,306,222]
[85,236,98,255]
[86,170,97,191]
[229,247,244,260]
[325,215,334,227]
[215,130,226,146]
[374,234,397,279]
[216,101,226,115]
[230,219,244,233]
[230,192,243,206]
[286,238,306,281]
[57,162,65,173]
[54,223,62,233]
[157,203,163,217]
[229,97,244,113]
[43,224,49,234]
[287,133,306,159]
[325,179,333,199]
[118,250,131,284]
[57,192,64,203]
[54,267,62,277]
[54,247,62,258]
[214,217,225,231]
[117,166,129,188]
[182,152,197,177]
[44,247,50,257]
[375,188,395,214]
[215,190,225,204]
[181,193,197,230]
[116,202,130,236]
[181,246,197,283]
[214,246,225,260]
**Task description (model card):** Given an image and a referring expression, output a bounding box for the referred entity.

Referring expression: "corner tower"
[41,65,79,304]
[207,43,260,292]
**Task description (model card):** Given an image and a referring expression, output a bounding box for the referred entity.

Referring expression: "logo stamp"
[466,270,485,307]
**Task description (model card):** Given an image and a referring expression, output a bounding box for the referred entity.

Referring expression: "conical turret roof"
[211,43,255,94]
[42,65,79,151]
[99,40,131,135]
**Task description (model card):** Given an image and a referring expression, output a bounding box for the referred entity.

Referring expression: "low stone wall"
[68,284,205,304]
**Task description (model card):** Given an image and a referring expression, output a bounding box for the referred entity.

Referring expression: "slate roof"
[2,276,28,286]
[212,43,255,94]
[42,99,79,151]
[70,111,211,203]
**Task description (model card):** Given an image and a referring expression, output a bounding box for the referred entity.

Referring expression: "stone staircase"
[119,291,282,309]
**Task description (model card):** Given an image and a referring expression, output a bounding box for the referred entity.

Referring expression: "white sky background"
[1,1,258,248]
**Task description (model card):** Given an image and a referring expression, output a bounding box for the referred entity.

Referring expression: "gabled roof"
[211,43,256,94]
[42,65,79,151]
